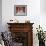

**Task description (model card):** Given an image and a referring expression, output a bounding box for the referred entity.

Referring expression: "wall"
[2,0,46,46]
[0,0,2,32]
[40,0,46,13]
[40,0,46,31]
[2,0,40,46]
[2,0,40,30]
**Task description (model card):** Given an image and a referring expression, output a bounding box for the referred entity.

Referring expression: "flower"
[36,25,45,41]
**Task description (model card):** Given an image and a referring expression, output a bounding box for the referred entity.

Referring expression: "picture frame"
[14,5,27,16]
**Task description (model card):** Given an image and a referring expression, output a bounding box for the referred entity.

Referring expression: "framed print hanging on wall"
[14,5,27,16]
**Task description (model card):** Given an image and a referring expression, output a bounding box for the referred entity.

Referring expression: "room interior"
[0,0,46,46]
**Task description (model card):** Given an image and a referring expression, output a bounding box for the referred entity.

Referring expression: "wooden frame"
[14,5,27,16]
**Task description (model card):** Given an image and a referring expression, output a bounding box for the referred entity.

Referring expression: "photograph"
[14,5,27,16]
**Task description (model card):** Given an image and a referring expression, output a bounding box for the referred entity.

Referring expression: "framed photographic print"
[14,5,27,16]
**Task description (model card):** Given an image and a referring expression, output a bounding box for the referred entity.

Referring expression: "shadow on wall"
[40,0,46,14]
[0,0,2,32]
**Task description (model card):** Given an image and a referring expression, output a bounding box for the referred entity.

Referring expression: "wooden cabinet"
[7,23,34,46]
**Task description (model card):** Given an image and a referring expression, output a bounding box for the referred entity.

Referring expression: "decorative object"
[14,5,27,16]
[25,20,30,23]
[36,25,45,46]
[8,19,19,23]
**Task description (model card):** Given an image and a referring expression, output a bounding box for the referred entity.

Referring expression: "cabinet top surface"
[7,23,34,25]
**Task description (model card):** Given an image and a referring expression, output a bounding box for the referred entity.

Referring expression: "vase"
[39,40,45,46]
